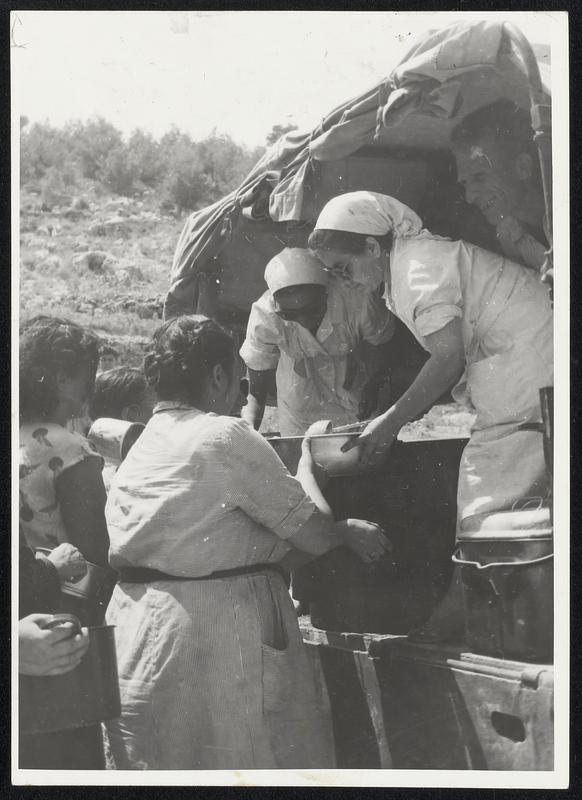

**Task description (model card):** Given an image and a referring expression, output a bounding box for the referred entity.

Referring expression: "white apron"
[388,237,553,523]
[453,262,553,522]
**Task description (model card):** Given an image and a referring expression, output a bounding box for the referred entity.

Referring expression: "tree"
[98,144,138,196]
[160,130,262,212]
[20,121,72,185]
[160,134,212,212]
[18,116,266,208]
[68,118,124,179]
[127,129,165,187]
[197,132,255,197]
[265,123,299,146]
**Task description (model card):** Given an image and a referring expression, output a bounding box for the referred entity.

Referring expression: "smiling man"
[240,247,395,436]
[451,99,549,273]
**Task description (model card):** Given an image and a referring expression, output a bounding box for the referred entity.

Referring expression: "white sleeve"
[224,419,317,539]
[239,298,281,371]
[394,238,463,338]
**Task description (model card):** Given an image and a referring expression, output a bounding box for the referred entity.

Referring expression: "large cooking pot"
[19,613,121,735]
[291,437,467,634]
[454,504,553,661]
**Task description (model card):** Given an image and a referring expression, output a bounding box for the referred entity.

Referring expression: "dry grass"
[19,185,185,359]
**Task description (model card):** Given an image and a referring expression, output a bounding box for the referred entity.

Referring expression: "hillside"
[19,183,185,364]
[18,116,265,364]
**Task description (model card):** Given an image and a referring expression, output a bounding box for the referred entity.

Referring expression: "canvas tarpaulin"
[165,20,550,319]
[164,89,383,317]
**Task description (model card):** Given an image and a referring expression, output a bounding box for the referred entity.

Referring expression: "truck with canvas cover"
[165,20,554,770]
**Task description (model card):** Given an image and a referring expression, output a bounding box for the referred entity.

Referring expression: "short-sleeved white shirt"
[106,404,318,575]
[386,235,543,353]
[385,235,553,419]
[240,277,394,435]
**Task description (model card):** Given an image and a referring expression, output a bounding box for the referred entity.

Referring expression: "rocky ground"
[19,183,185,364]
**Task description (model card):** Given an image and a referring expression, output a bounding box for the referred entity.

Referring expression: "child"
[97,345,119,374]
[19,315,114,627]
[91,366,154,424]
[88,367,155,491]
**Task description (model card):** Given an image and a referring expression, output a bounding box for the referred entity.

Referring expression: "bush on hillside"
[98,145,139,196]
[161,154,212,212]
[20,118,267,211]
[68,118,125,180]
[39,166,74,209]
[20,122,73,185]
[127,130,165,187]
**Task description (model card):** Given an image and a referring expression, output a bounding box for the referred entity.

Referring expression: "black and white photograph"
[11,9,569,788]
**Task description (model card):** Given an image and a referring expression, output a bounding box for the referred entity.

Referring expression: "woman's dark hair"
[308,228,394,255]
[144,315,236,405]
[20,316,101,421]
[91,367,147,420]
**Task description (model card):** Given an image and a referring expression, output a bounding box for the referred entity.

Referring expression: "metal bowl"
[267,432,368,477]
[310,433,368,477]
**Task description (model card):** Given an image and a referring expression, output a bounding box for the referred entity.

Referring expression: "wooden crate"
[301,624,554,770]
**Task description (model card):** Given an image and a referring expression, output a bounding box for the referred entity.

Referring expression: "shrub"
[127,130,165,187]
[159,130,264,212]
[98,144,138,196]
[19,118,266,208]
[20,122,71,185]
[161,158,212,212]
[68,118,124,180]
[39,165,73,210]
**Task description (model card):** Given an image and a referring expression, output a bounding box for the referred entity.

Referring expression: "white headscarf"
[315,191,424,238]
[264,247,328,294]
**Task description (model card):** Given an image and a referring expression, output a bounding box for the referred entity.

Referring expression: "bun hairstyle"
[20,315,101,421]
[308,228,394,256]
[144,315,236,405]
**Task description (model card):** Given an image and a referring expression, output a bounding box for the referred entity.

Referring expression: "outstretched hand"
[340,518,392,564]
[340,411,401,467]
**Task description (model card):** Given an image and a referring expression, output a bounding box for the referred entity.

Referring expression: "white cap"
[264,248,328,294]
